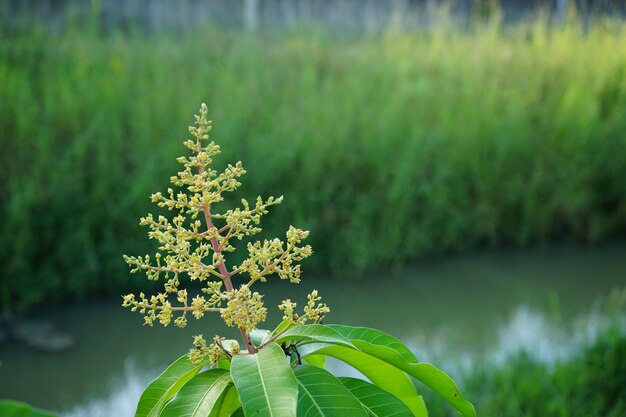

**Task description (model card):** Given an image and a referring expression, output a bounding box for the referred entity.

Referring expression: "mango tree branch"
[256,326,293,350]
[171,306,222,312]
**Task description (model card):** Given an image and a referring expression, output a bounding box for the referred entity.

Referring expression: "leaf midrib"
[296,379,324,417]
[255,353,275,417]
[191,373,230,417]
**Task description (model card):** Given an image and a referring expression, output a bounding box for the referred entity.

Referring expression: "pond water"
[1,242,625,416]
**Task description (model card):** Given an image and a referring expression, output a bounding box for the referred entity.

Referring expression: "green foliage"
[126,106,473,416]
[339,377,415,417]
[325,325,474,416]
[423,325,626,417]
[0,400,58,417]
[134,354,211,417]
[160,369,232,417]
[570,326,626,415]
[138,324,474,417]
[230,343,298,417]
[294,366,368,417]
[3,19,626,310]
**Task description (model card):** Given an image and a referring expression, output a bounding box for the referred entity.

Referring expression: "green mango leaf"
[274,324,354,348]
[303,353,326,368]
[229,408,245,417]
[298,343,427,417]
[0,400,59,417]
[134,354,209,417]
[399,363,475,417]
[209,384,241,417]
[271,319,291,336]
[326,325,417,363]
[213,340,239,371]
[161,369,231,417]
[339,377,414,417]
[230,342,298,417]
[336,339,474,417]
[294,365,368,417]
[222,340,241,355]
[250,328,271,346]
[217,357,231,371]
[326,325,475,417]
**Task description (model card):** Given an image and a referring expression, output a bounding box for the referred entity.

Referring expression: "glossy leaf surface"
[209,384,241,417]
[302,353,326,368]
[250,329,271,346]
[161,369,231,417]
[326,325,475,417]
[275,324,354,348]
[298,343,427,417]
[230,343,298,417]
[339,338,474,417]
[294,365,368,417]
[326,325,417,363]
[397,362,475,417]
[339,377,414,417]
[135,354,209,417]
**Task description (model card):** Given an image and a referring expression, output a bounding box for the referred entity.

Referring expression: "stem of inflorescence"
[196,129,255,354]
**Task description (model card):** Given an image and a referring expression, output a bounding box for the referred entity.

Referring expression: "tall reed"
[2,17,626,309]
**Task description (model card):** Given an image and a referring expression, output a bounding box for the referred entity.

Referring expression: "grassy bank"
[424,323,626,417]
[2,19,626,309]
[425,289,626,417]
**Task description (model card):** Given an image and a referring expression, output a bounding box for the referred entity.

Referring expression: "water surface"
[1,243,624,415]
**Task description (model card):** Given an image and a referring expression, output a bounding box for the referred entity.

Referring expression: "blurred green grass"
[424,323,626,417]
[2,17,626,309]
[422,289,626,416]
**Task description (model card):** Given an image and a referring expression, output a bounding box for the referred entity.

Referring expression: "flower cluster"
[188,335,241,366]
[220,285,267,333]
[122,104,322,357]
[279,290,330,326]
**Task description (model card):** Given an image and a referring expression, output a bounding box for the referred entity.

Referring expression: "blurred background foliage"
[421,288,626,417]
[1,3,626,417]
[2,1,626,312]
[424,322,626,417]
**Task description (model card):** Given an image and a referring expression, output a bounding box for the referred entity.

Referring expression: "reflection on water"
[0,243,624,415]
[491,299,625,367]
[492,306,573,366]
[64,360,149,417]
